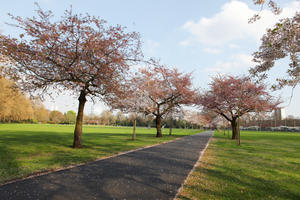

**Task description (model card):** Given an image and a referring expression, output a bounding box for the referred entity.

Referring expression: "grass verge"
[0,123,200,184]
[177,130,300,200]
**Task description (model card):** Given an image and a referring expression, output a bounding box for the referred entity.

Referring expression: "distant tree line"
[0,77,46,123]
[0,77,77,123]
[84,111,201,129]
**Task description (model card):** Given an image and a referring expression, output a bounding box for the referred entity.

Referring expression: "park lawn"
[177,130,300,200]
[0,123,200,184]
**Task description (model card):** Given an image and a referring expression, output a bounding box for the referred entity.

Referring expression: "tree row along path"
[0,131,213,200]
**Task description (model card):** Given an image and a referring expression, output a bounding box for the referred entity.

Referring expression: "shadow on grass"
[0,145,20,184]
[0,129,186,183]
[1,130,160,146]
[181,163,300,200]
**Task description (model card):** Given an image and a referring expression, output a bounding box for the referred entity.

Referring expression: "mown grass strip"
[177,131,300,200]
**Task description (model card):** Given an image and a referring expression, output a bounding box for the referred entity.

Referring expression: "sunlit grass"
[0,123,201,184]
[177,130,300,200]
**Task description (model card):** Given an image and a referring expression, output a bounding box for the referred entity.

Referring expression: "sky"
[0,0,299,117]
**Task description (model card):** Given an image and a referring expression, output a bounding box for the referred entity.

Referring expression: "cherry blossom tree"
[183,110,200,129]
[0,5,142,148]
[110,78,145,140]
[199,110,219,129]
[249,1,299,89]
[249,0,282,23]
[130,65,197,137]
[197,75,279,139]
[162,107,184,136]
[0,55,5,77]
[0,54,16,80]
[250,13,300,89]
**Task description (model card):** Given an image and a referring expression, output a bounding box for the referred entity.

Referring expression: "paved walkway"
[0,131,213,200]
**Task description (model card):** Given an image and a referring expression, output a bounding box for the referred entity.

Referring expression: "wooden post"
[132,118,136,140]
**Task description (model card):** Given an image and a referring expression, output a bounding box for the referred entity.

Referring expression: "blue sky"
[1,0,299,117]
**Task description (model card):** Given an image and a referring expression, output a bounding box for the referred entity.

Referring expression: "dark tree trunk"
[169,118,172,136]
[169,127,172,136]
[132,118,136,140]
[73,90,87,148]
[156,115,162,137]
[231,118,238,139]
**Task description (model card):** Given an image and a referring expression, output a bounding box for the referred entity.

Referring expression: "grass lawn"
[0,123,200,184]
[177,130,300,200]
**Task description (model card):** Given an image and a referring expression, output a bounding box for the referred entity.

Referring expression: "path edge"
[173,131,213,200]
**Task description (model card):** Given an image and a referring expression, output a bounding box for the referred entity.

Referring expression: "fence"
[239,119,300,132]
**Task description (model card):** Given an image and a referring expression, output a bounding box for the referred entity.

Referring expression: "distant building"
[274,108,286,121]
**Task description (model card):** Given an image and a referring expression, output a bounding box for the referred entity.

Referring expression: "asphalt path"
[0,131,213,200]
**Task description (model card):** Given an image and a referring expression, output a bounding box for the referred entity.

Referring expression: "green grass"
[0,123,200,184]
[177,130,300,200]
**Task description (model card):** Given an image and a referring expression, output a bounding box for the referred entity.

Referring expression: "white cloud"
[228,43,239,49]
[203,47,221,54]
[181,0,300,46]
[179,40,190,46]
[204,53,254,73]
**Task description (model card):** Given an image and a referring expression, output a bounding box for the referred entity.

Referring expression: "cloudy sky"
[1,0,299,117]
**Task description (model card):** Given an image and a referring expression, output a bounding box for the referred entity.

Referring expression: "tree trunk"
[231,118,238,139]
[73,90,87,148]
[237,117,241,145]
[156,115,162,137]
[132,118,136,140]
[169,126,172,136]
[169,118,172,136]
